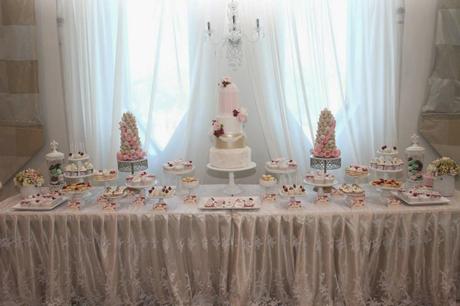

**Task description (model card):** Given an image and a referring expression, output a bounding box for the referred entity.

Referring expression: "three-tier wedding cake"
[209,77,252,169]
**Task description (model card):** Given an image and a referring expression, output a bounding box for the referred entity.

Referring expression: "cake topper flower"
[219,76,232,88]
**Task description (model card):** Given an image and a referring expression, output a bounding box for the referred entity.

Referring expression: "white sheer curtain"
[242,0,401,174]
[57,0,401,181]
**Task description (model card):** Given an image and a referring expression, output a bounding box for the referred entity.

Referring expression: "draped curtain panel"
[420,0,460,162]
[57,0,401,181]
[0,0,43,184]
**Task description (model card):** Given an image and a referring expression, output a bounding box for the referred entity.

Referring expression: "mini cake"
[62,182,91,193]
[345,165,368,176]
[266,158,297,170]
[126,171,156,186]
[93,169,118,181]
[102,186,126,198]
[117,112,146,161]
[281,184,305,196]
[311,109,340,158]
[378,145,398,155]
[163,160,193,172]
[68,151,89,161]
[259,174,277,187]
[181,176,199,188]
[371,178,402,188]
[311,172,335,184]
[339,184,364,195]
[148,186,175,197]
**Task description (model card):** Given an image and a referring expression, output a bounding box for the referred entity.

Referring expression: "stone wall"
[0,0,44,185]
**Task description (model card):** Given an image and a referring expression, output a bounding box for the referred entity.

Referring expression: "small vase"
[432,175,455,197]
[20,186,40,198]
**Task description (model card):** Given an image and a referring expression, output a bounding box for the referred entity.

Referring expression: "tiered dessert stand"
[163,166,195,195]
[343,170,369,208]
[264,165,297,185]
[368,150,403,206]
[207,162,256,195]
[307,156,341,203]
[64,154,94,183]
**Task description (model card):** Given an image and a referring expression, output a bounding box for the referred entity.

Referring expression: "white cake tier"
[209,146,252,169]
[217,115,242,135]
[219,77,240,115]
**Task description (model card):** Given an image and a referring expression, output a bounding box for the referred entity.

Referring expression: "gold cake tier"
[215,133,246,149]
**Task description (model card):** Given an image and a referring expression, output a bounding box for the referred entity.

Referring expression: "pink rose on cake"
[232,107,248,123]
[211,120,224,137]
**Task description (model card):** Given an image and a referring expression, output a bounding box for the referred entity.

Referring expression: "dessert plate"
[391,192,450,206]
[198,196,261,210]
[13,196,68,211]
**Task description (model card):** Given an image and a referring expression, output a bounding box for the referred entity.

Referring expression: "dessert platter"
[207,77,256,195]
[125,171,156,189]
[13,191,68,211]
[370,178,403,206]
[279,184,306,208]
[182,176,200,204]
[62,182,92,209]
[338,184,366,208]
[101,186,128,199]
[147,185,176,210]
[392,186,450,206]
[163,159,194,175]
[163,159,195,194]
[93,169,118,182]
[64,151,94,180]
[117,112,148,174]
[304,172,337,204]
[259,174,278,202]
[198,196,260,210]
[265,157,297,184]
[369,145,404,174]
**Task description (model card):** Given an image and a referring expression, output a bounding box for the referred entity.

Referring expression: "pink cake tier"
[311,108,341,158]
[117,112,146,161]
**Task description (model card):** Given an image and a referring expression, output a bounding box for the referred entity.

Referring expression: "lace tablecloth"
[0,185,459,305]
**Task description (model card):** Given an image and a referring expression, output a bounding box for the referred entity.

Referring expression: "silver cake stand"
[207,162,256,195]
[117,158,148,175]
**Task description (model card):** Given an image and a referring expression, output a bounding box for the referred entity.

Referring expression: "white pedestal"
[207,162,256,195]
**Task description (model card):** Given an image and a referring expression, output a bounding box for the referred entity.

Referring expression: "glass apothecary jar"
[45,140,65,187]
[405,134,425,183]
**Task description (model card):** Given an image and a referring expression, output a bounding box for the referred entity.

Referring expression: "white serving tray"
[198,196,261,210]
[13,196,69,211]
[392,192,450,206]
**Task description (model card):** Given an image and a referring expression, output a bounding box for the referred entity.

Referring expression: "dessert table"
[0,185,459,305]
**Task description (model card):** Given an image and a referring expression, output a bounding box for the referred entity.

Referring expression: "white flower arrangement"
[426,157,459,177]
[14,169,44,187]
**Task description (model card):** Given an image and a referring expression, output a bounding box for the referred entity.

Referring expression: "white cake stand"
[264,165,297,185]
[207,162,256,195]
[163,166,195,195]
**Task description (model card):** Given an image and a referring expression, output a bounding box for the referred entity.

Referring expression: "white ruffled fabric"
[0,185,459,305]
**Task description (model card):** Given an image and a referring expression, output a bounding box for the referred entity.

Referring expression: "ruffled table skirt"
[0,185,459,305]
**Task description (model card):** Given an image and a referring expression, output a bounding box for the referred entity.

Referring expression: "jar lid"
[46,140,65,161]
[405,134,425,153]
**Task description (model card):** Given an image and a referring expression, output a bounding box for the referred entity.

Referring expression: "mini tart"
[345,165,368,176]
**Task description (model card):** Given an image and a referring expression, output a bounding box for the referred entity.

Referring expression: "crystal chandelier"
[206,0,263,69]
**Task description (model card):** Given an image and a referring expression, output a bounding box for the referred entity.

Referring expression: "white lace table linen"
[0,185,459,305]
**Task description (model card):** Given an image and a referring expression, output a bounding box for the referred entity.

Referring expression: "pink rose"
[237,113,247,123]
